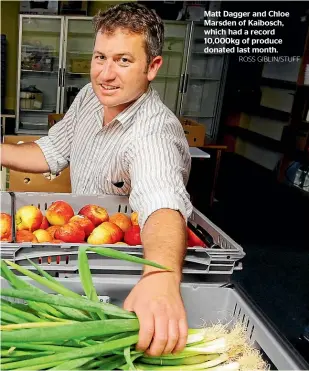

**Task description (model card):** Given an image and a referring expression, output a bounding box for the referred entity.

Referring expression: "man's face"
[91,28,162,108]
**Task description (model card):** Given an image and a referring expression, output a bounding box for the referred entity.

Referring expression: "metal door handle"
[183,73,189,94]
[179,74,185,93]
[62,68,66,87]
[58,68,62,87]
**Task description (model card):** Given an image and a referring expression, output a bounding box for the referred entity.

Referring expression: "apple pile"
[4,201,140,245]
[0,213,12,242]
[0,202,206,247]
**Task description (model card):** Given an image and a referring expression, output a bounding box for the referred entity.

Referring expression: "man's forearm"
[141,209,187,279]
[1,143,50,173]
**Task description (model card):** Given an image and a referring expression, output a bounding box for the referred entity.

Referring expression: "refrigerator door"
[61,17,93,113]
[151,21,190,114]
[180,22,227,141]
[16,15,64,134]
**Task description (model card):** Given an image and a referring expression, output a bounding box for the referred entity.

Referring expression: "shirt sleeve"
[35,86,86,174]
[128,133,193,229]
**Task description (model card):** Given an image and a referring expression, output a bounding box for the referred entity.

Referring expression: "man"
[1,3,193,356]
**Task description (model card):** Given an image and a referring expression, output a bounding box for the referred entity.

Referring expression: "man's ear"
[147,56,163,81]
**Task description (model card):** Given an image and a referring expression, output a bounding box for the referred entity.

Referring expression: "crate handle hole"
[38,257,42,264]
[124,206,128,213]
[245,318,250,331]
[233,303,238,317]
[249,325,255,340]
[38,203,41,210]
[24,178,31,184]
[56,256,61,264]
[237,307,242,319]
[47,256,51,264]
[66,256,70,264]
[44,203,48,210]
[118,205,121,212]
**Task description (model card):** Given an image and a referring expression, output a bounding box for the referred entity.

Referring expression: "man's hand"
[123,270,188,356]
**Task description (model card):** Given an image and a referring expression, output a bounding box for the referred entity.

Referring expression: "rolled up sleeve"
[35,87,84,174]
[128,134,193,229]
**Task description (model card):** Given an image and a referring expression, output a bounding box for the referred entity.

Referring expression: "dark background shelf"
[260,77,297,91]
[225,126,283,152]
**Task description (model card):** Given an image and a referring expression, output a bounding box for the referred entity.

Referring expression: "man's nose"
[100,61,116,81]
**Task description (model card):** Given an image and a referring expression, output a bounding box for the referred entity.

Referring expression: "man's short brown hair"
[93,2,164,65]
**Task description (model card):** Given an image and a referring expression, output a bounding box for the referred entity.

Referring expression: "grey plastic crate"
[0,245,239,279]
[0,191,12,214]
[0,192,245,278]
[1,276,308,370]
[0,192,13,242]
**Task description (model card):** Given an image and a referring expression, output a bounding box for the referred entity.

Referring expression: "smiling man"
[1,3,193,356]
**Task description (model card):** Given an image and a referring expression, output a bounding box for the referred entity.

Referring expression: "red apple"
[102,222,124,243]
[109,212,132,233]
[1,232,12,242]
[46,225,61,239]
[46,201,74,226]
[16,230,38,243]
[33,229,53,243]
[87,222,123,245]
[131,212,139,226]
[124,225,142,246]
[78,204,109,226]
[15,205,43,232]
[54,223,85,243]
[70,215,95,237]
[39,216,49,230]
[0,213,12,241]
[187,227,206,247]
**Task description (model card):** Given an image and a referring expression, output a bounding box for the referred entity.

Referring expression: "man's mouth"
[100,84,119,90]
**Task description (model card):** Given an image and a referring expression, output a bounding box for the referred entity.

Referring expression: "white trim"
[56,17,65,113]
[60,17,69,113]
[179,21,194,116]
[64,16,93,21]
[15,16,23,133]
[20,14,63,20]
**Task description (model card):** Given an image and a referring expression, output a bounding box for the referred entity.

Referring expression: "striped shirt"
[36,83,193,228]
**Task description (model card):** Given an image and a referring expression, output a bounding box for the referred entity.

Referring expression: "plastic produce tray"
[1,191,12,214]
[1,192,245,278]
[1,276,308,371]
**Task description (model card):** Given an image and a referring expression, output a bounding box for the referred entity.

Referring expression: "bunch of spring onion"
[0,246,268,370]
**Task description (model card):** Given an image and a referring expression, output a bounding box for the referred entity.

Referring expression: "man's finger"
[123,297,134,312]
[135,310,155,352]
[173,317,188,354]
[163,319,179,355]
[147,314,169,356]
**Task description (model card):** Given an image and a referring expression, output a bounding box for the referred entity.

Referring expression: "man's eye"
[95,55,105,60]
[118,57,130,65]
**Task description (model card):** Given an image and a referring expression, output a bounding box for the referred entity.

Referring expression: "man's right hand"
[123,271,188,356]
[1,142,50,173]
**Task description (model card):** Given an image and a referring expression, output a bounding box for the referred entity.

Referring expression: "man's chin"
[99,98,125,108]
[98,94,135,108]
